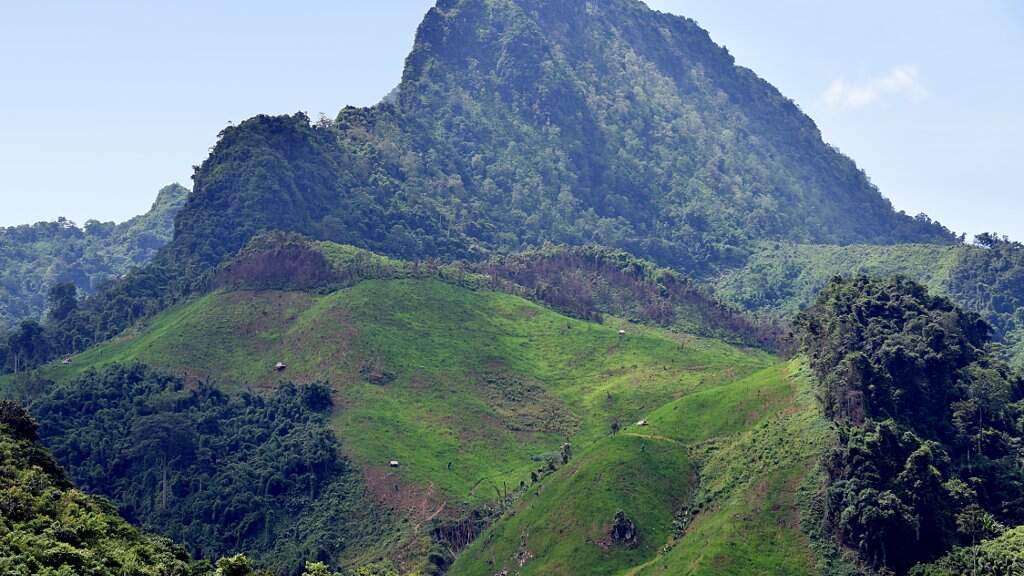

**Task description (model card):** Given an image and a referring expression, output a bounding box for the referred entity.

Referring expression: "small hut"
[618,329,627,336]
[389,460,401,468]
[274,361,287,372]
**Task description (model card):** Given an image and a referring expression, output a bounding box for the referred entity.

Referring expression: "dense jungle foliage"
[164,0,955,281]
[948,235,1024,368]
[21,365,392,575]
[910,526,1024,575]
[0,399,201,575]
[0,183,186,328]
[798,276,1024,574]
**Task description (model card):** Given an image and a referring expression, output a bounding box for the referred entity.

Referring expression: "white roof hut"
[618,329,627,336]
[389,460,401,468]
[274,361,287,372]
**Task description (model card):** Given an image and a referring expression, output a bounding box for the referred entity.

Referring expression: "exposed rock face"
[610,510,639,548]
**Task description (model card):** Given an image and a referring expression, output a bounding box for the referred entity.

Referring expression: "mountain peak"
[171,0,954,280]
[151,182,189,212]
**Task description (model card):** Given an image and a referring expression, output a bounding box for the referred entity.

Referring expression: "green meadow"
[17,276,774,512]
[450,361,829,576]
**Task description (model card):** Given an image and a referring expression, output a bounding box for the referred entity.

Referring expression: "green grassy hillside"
[449,360,833,576]
[14,265,778,571]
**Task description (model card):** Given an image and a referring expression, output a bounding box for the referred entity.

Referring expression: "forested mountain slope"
[715,236,1024,367]
[0,400,201,575]
[0,183,187,328]
[168,0,954,280]
[2,0,969,372]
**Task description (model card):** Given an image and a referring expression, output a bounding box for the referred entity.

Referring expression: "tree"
[0,400,38,441]
[5,320,49,372]
[216,554,264,576]
[347,562,399,576]
[799,276,1024,572]
[302,562,336,576]
[46,282,78,324]
[128,412,197,510]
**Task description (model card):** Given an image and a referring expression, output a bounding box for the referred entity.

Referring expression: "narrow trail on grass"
[621,432,685,445]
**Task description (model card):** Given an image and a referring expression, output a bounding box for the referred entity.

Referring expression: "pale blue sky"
[1,1,1020,241]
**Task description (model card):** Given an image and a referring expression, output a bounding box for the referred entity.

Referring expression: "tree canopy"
[798,276,1024,573]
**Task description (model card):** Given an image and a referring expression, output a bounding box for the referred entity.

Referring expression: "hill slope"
[13,242,780,573]
[0,183,187,328]
[449,360,831,576]
[35,279,772,504]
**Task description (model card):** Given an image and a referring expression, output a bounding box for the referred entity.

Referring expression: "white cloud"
[824,65,928,110]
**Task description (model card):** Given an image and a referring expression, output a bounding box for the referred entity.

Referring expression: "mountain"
[0,183,188,328]
[167,0,954,280]
[11,0,970,370]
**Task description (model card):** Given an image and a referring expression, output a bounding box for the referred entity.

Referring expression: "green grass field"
[20,277,774,512]
[449,360,828,576]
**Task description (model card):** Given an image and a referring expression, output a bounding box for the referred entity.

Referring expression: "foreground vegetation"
[29,366,391,575]
[799,276,1024,574]
[0,400,200,575]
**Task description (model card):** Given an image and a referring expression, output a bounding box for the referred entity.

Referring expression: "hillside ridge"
[0,183,187,329]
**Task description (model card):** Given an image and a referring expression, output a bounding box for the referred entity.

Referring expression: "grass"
[634,361,828,576]
[449,360,829,576]
[17,277,774,510]
[449,433,695,576]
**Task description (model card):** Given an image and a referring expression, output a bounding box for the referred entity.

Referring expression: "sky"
[0,1,1020,241]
